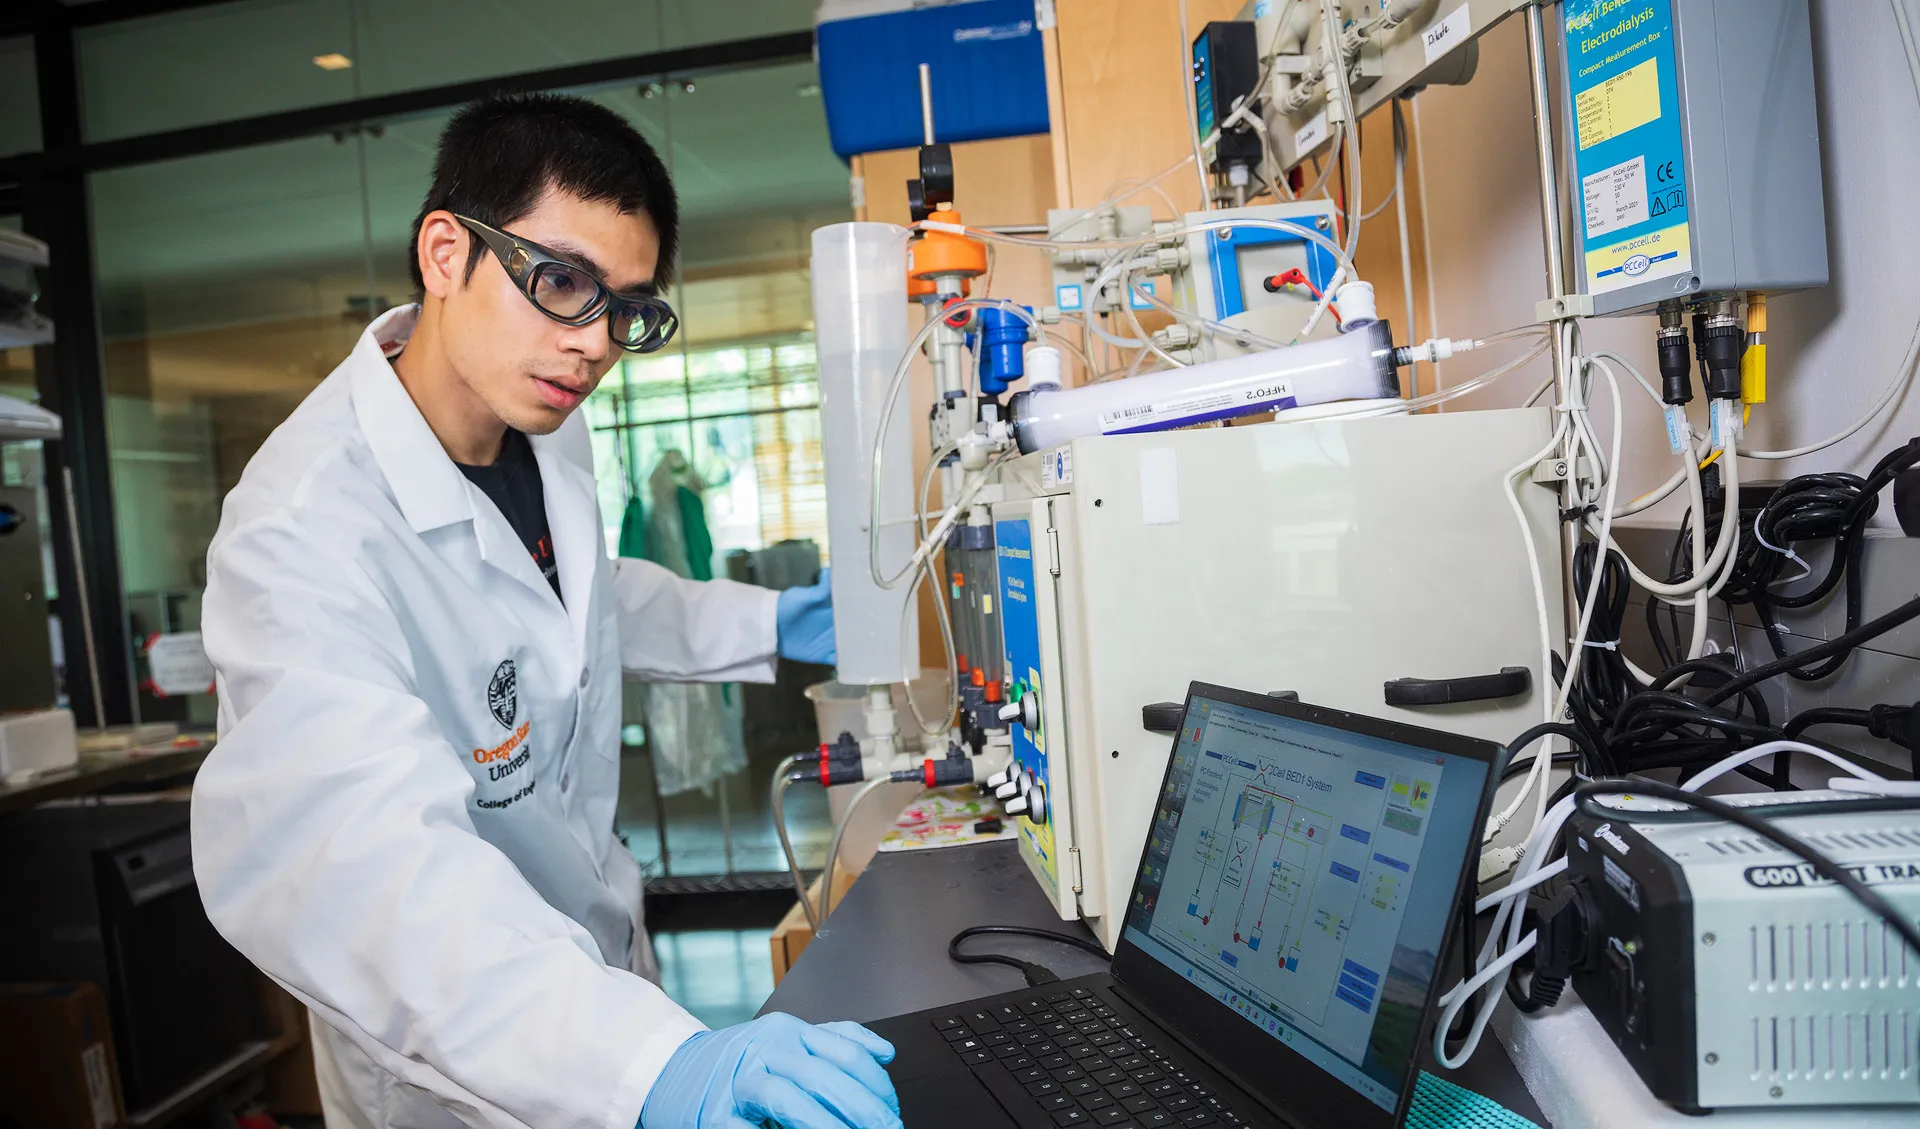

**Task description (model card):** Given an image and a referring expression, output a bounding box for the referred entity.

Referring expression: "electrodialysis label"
[1563,0,1690,295]
[997,517,1060,897]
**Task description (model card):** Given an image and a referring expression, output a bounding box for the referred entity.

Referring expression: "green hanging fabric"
[617,495,649,560]
[676,484,714,582]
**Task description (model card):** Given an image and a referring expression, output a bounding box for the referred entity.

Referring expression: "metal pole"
[62,467,106,730]
[1525,3,1568,320]
[919,63,935,146]
[1525,1,1582,697]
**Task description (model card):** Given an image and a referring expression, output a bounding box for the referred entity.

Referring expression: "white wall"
[1407,0,1920,529]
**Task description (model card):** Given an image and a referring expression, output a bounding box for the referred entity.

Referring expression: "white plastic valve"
[994,779,1022,801]
[1335,281,1378,331]
[1004,795,1031,817]
[1026,346,1062,392]
[997,702,1023,723]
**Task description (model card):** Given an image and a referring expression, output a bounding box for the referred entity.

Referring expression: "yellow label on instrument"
[1576,57,1660,149]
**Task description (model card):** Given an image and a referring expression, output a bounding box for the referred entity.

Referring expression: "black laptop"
[867,682,1501,1129]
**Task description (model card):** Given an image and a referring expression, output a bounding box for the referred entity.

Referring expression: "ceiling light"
[313,53,353,71]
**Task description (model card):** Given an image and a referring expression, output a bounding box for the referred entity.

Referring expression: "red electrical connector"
[1262,268,1342,327]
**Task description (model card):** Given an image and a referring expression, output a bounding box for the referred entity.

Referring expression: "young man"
[191,95,899,1129]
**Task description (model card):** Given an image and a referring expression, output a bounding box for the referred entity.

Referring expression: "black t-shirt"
[457,429,561,600]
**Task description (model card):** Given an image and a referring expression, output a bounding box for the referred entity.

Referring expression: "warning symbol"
[1651,196,1667,218]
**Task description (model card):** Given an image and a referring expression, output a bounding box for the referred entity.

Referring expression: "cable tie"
[1582,639,1620,651]
[1559,503,1598,522]
[1752,522,1813,583]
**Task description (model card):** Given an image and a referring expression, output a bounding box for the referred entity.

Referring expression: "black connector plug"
[1867,702,1920,753]
[1657,326,1692,406]
[1521,875,1601,1012]
[1702,322,1745,400]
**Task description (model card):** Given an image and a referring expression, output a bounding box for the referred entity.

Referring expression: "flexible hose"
[770,754,817,930]
[819,776,897,923]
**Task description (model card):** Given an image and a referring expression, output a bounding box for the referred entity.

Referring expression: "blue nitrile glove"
[776,569,837,666]
[639,1012,901,1129]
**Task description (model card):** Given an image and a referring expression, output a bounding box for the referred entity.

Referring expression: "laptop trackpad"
[898,1068,1018,1129]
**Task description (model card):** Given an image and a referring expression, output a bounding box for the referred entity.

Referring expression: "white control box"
[990,408,1565,948]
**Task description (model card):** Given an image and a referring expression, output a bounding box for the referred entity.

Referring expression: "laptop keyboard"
[931,986,1251,1129]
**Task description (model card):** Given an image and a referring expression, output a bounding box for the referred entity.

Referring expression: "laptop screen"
[1115,687,1493,1119]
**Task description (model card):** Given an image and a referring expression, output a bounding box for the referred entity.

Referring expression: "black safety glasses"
[454,214,678,354]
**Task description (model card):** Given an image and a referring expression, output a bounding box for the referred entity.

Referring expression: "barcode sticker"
[1098,385,1289,435]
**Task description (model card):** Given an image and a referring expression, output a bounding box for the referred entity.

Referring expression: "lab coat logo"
[488,659,518,728]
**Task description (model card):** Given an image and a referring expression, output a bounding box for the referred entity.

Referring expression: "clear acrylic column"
[812,222,918,699]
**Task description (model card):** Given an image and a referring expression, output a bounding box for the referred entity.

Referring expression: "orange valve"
[910,207,987,282]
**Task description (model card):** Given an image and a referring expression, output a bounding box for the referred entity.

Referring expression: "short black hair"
[409,92,679,295]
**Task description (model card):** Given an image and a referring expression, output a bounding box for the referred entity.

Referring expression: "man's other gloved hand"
[640,1012,901,1129]
[776,569,837,666]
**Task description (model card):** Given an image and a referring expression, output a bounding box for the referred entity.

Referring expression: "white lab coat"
[191,306,781,1129]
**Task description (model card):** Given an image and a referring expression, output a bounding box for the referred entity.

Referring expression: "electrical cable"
[948,925,1111,987]
[1675,593,1920,709]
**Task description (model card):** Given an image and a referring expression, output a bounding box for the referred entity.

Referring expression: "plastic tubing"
[867,297,1037,591]
[940,216,1357,282]
[819,776,893,923]
[1309,338,1550,421]
[905,441,963,734]
[770,754,816,930]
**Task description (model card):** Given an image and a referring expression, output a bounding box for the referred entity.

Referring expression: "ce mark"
[1654,160,1677,183]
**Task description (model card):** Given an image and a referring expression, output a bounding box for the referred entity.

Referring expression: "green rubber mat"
[1406,1071,1544,1129]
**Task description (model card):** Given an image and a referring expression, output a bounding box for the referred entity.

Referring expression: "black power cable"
[1573,780,1920,959]
[948,925,1110,987]
[1687,593,1920,708]
[1719,437,1920,681]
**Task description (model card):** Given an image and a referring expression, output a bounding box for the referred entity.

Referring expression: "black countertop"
[763,839,1547,1126]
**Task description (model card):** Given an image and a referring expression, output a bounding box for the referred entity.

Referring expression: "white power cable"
[1473,857,1568,915]
[1680,739,1887,793]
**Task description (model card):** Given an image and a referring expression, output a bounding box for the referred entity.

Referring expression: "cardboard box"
[0,982,126,1129]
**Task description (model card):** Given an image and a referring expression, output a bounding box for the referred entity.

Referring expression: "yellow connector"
[1743,291,1768,404]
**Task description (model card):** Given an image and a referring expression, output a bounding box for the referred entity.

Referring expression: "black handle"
[1143,690,1298,733]
[1142,703,1185,732]
[1384,666,1531,707]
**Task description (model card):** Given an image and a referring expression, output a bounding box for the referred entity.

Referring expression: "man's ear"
[416,211,468,299]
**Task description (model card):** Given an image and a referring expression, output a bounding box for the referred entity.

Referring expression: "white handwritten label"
[1423,4,1472,65]
[1294,109,1329,155]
